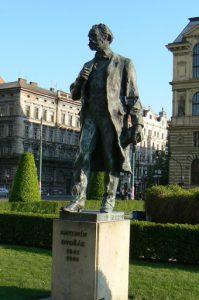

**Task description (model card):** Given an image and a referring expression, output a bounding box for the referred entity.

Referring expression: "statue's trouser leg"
[70,117,97,208]
[98,116,120,212]
[101,171,119,212]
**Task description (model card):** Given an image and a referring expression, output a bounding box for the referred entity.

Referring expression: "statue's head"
[88,24,113,51]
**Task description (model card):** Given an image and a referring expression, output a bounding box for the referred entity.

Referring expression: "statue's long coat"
[70,53,143,173]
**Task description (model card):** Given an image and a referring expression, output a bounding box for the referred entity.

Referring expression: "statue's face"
[88,28,108,51]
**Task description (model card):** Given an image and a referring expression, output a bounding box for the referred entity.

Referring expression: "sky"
[1,0,199,118]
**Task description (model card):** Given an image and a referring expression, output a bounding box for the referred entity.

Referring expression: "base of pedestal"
[52,211,130,300]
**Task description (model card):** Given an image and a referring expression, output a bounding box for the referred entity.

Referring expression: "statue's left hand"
[133,125,143,144]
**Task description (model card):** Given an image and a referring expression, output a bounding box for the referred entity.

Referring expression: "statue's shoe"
[100,206,113,213]
[62,202,84,213]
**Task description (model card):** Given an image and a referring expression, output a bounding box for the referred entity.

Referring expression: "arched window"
[193,43,199,78]
[191,159,199,185]
[192,92,199,116]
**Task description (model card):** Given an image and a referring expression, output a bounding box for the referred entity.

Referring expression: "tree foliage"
[9,153,41,202]
[145,150,169,187]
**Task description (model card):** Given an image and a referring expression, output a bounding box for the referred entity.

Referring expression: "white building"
[119,107,168,198]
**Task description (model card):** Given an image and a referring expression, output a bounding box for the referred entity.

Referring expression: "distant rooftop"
[173,17,199,43]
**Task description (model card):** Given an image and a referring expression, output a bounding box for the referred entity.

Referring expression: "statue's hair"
[90,24,114,44]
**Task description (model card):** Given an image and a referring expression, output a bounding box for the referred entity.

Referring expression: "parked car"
[0,187,9,197]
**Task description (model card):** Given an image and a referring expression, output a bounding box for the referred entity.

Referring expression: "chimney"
[29,81,38,87]
[18,78,27,84]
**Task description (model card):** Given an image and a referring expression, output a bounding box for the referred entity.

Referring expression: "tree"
[87,172,105,200]
[146,150,169,187]
[9,153,41,202]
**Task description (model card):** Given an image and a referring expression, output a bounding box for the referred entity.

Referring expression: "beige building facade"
[167,17,199,186]
[0,78,80,194]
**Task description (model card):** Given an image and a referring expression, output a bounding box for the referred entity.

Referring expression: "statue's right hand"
[79,67,91,81]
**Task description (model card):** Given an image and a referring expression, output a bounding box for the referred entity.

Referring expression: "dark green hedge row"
[0,201,69,214]
[1,211,199,264]
[0,212,54,249]
[130,221,199,264]
[145,185,199,224]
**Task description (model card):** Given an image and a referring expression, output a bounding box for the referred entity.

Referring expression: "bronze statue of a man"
[63,24,143,213]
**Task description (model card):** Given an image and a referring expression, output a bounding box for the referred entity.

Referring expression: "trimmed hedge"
[0,212,54,249]
[130,221,199,264]
[145,185,199,224]
[0,200,145,214]
[9,153,41,202]
[0,211,199,264]
[87,172,105,200]
[0,201,70,214]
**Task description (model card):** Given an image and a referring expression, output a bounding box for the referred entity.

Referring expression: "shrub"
[87,172,105,200]
[9,153,41,202]
[145,185,199,224]
[0,212,199,265]
[0,200,145,214]
[130,221,199,264]
[0,211,54,249]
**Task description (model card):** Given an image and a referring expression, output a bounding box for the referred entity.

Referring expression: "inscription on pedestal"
[60,229,87,263]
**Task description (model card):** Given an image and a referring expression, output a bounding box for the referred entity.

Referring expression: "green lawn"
[0,245,51,300]
[0,244,199,300]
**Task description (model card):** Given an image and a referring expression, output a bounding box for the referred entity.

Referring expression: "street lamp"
[130,145,136,200]
[39,116,43,195]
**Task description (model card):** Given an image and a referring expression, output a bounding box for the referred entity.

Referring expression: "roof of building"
[173,17,199,44]
[0,78,57,97]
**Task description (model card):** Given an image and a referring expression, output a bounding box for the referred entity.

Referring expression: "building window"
[25,125,29,138]
[49,128,53,142]
[76,116,80,128]
[193,43,199,78]
[33,126,38,139]
[192,92,199,116]
[7,144,12,155]
[43,109,47,121]
[25,105,31,117]
[0,125,4,137]
[42,126,46,140]
[8,125,13,137]
[34,107,39,119]
[68,115,73,126]
[67,131,72,144]
[24,143,29,152]
[193,131,199,147]
[61,113,65,124]
[50,111,55,122]
[0,106,5,116]
[9,105,14,115]
[60,130,64,143]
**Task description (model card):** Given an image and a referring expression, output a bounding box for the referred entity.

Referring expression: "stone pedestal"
[52,211,130,300]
